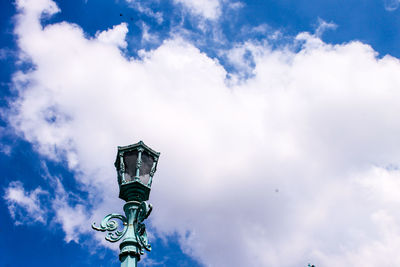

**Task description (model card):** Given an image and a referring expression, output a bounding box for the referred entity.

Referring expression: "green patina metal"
[92,141,160,267]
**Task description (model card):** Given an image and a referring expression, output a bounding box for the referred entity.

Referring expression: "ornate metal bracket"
[92,201,153,257]
[92,213,128,242]
[135,201,153,252]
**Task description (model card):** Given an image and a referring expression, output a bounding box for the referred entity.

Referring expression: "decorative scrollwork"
[92,214,128,242]
[135,202,153,251]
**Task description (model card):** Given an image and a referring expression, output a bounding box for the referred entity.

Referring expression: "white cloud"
[141,22,160,45]
[124,0,163,24]
[314,18,337,37]
[7,0,400,266]
[16,0,59,16]
[53,201,88,242]
[0,48,15,60]
[0,144,12,155]
[384,0,400,11]
[125,0,223,20]
[3,163,91,243]
[0,127,12,155]
[96,23,129,49]
[227,1,244,10]
[47,170,90,242]
[4,181,48,224]
[174,0,221,19]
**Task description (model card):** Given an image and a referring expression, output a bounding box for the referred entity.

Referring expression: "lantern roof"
[114,140,160,169]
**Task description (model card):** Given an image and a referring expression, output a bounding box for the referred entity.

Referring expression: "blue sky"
[2,0,400,266]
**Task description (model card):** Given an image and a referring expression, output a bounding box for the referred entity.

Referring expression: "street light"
[92,141,160,267]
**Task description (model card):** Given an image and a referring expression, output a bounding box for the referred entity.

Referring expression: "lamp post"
[92,141,160,267]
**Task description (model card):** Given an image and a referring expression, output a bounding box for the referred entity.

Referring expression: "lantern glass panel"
[123,150,138,182]
[139,152,154,185]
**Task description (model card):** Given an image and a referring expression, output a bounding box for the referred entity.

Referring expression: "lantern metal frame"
[115,141,160,202]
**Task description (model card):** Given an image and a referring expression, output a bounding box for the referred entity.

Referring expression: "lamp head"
[115,141,160,202]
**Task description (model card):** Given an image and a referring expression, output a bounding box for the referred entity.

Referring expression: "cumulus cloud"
[4,181,48,224]
[96,23,129,49]
[7,0,400,266]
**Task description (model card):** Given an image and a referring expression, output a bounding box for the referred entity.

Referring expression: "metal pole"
[120,255,138,267]
[119,201,141,267]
